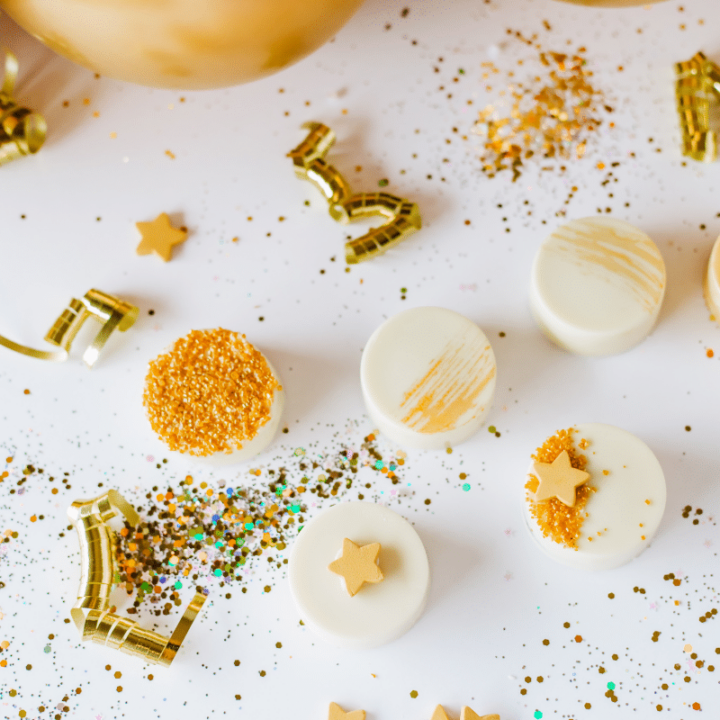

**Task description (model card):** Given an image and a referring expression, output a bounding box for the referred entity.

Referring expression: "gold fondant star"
[135,213,187,262]
[328,538,384,597]
[533,449,590,507]
[328,702,365,720]
[432,707,499,720]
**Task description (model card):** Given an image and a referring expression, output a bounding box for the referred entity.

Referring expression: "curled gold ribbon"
[68,490,207,667]
[0,288,138,367]
[288,123,422,263]
[0,50,47,166]
[675,51,720,163]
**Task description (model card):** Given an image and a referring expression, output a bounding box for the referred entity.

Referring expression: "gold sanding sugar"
[143,328,280,456]
[525,428,595,549]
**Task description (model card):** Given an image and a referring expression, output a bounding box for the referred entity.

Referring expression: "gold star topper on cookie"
[533,449,590,507]
[432,706,499,720]
[328,702,365,720]
[328,538,384,597]
[135,212,187,262]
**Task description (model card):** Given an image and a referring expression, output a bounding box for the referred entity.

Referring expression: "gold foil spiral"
[0,288,138,366]
[68,490,206,667]
[0,50,46,166]
[675,51,720,163]
[288,123,421,263]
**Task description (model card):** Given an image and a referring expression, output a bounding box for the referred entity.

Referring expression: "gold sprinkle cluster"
[473,42,610,181]
[143,328,280,456]
[525,428,594,549]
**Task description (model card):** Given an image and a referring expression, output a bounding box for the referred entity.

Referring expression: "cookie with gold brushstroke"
[328,538,384,596]
[530,217,666,355]
[328,703,365,720]
[143,328,284,464]
[360,307,496,450]
[136,212,188,262]
[289,502,430,648]
[523,424,666,571]
[704,235,720,323]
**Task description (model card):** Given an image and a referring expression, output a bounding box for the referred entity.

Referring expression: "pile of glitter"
[473,42,611,181]
[525,428,594,549]
[142,328,280,456]
[115,433,406,615]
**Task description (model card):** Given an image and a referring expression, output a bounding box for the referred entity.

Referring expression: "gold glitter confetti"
[0,289,138,367]
[288,123,421,263]
[0,51,46,166]
[472,44,610,181]
[68,490,206,667]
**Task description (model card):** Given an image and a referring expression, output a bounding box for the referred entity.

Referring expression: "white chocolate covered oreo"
[143,328,284,464]
[530,217,666,356]
[360,307,496,450]
[288,501,430,648]
[704,235,720,322]
[523,423,666,571]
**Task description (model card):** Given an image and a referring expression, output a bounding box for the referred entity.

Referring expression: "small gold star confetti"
[135,213,187,262]
[432,707,499,720]
[328,538,384,596]
[533,449,590,507]
[328,702,365,720]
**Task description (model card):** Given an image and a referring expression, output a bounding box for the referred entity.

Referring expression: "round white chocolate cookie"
[288,501,430,648]
[523,423,666,571]
[530,217,666,356]
[143,328,284,465]
[360,307,496,450]
[704,235,720,322]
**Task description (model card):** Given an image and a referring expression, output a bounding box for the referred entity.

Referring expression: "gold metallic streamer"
[675,51,720,163]
[0,288,138,367]
[288,123,422,263]
[68,490,206,667]
[0,50,46,166]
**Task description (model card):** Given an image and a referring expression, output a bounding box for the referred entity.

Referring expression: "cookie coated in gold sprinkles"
[143,328,281,456]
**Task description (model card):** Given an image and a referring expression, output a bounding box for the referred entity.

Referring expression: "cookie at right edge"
[522,424,666,571]
[704,234,720,323]
[530,217,666,356]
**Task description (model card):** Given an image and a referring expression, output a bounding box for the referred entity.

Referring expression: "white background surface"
[1,1,719,719]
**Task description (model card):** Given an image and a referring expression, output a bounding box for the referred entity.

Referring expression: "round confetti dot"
[410,690,418,698]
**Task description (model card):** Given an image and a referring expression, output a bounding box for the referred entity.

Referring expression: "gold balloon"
[0,0,365,89]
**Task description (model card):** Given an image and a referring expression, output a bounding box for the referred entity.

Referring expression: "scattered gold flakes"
[473,44,610,181]
[525,428,594,548]
[143,328,280,456]
[109,132,117,139]
[165,150,176,159]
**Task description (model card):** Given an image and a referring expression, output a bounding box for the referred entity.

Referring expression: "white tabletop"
[1,1,719,719]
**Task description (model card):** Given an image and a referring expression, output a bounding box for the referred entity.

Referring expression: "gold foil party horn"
[0,288,138,366]
[0,50,46,166]
[287,121,336,176]
[68,490,206,667]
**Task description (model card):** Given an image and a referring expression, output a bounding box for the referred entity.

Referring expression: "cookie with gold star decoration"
[328,538,384,596]
[524,424,666,571]
[135,212,188,262]
[431,706,499,720]
[328,703,365,720]
[288,501,430,648]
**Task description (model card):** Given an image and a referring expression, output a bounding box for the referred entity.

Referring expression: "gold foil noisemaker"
[675,51,720,163]
[288,123,422,264]
[68,490,206,667]
[0,50,46,166]
[0,288,138,367]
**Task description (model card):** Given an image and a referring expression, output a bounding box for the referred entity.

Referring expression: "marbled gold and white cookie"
[530,217,666,356]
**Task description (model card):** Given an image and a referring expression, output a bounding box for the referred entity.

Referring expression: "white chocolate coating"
[704,235,720,322]
[523,423,666,571]
[530,217,666,356]
[360,307,496,450]
[288,502,430,649]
